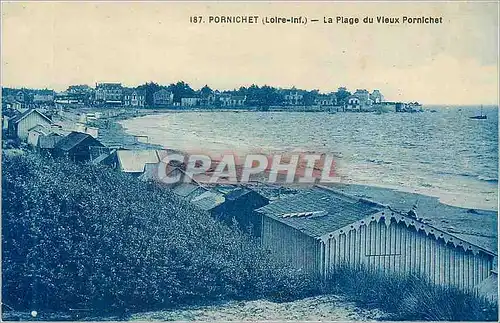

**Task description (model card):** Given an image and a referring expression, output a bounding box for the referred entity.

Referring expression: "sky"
[1,1,499,105]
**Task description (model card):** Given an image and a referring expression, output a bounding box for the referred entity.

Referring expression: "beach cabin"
[8,109,52,141]
[53,131,104,162]
[166,171,269,232]
[37,134,63,156]
[254,186,496,295]
[101,150,163,176]
[210,186,269,232]
[27,124,51,147]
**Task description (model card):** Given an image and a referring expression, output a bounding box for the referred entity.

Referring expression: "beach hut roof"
[256,185,497,257]
[11,109,52,125]
[115,150,160,173]
[28,124,50,135]
[256,186,382,238]
[91,148,117,165]
[224,187,253,201]
[190,191,226,211]
[172,183,205,197]
[55,131,103,152]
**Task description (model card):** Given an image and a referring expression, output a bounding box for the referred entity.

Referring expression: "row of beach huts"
[2,108,497,302]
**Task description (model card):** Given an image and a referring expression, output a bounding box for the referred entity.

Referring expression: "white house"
[181,97,200,107]
[9,109,52,141]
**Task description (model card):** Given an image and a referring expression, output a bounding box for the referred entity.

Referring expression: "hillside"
[1,151,319,316]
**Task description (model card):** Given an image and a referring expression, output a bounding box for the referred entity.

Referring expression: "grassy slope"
[1,152,318,315]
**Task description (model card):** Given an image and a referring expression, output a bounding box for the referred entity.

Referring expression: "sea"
[120,106,498,211]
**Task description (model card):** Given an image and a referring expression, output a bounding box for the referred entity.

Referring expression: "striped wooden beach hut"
[254,186,496,294]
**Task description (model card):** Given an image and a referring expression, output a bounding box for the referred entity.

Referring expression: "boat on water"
[470,105,487,119]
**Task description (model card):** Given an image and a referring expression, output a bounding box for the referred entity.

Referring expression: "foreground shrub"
[2,153,320,315]
[328,265,498,321]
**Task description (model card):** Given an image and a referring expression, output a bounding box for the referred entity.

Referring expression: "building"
[55,85,94,105]
[53,131,104,162]
[254,186,496,295]
[33,90,55,104]
[199,92,216,107]
[210,186,269,232]
[353,89,371,104]
[37,134,63,156]
[123,88,146,107]
[218,93,232,107]
[74,123,99,138]
[168,176,269,232]
[344,89,373,111]
[27,124,51,147]
[180,97,200,107]
[4,98,23,111]
[370,90,384,104]
[345,95,361,111]
[95,83,123,106]
[218,94,247,107]
[15,90,26,103]
[315,93,337,107]
[55,92,82,105]
[8,109,52,141]
[153,89,174,107]
[100,149,163,176]
[67,85,93,95]
[230,95,246,107]
[284,91,304,106]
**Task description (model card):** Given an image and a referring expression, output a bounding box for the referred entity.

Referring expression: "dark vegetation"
[2,151,497,321]
[2,152,319,317]
[135,82,344,107]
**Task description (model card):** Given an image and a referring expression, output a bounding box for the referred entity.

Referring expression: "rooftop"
[55,131,102,152]
[115,150,161,173]
[96,83,122,89]
[255,186,382,238]
[256,185,497,256]
[190,190,226,211]
[11,109,52,125]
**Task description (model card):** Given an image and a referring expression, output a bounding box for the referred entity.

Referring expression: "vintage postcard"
[1,1,498,321]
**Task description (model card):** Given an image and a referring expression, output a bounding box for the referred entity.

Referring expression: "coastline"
[97,110,497,252]
[111,110,497,210]
[95,109,168,150]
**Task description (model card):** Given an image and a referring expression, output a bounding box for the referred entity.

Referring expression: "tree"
[200,85,213,98]
[303,90,319,106]
[168,81,195,103]
[335,87,351,106]
[244,84,283,107]
[137,82,162,107]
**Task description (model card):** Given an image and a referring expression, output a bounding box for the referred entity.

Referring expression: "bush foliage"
[2,153,319,315]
